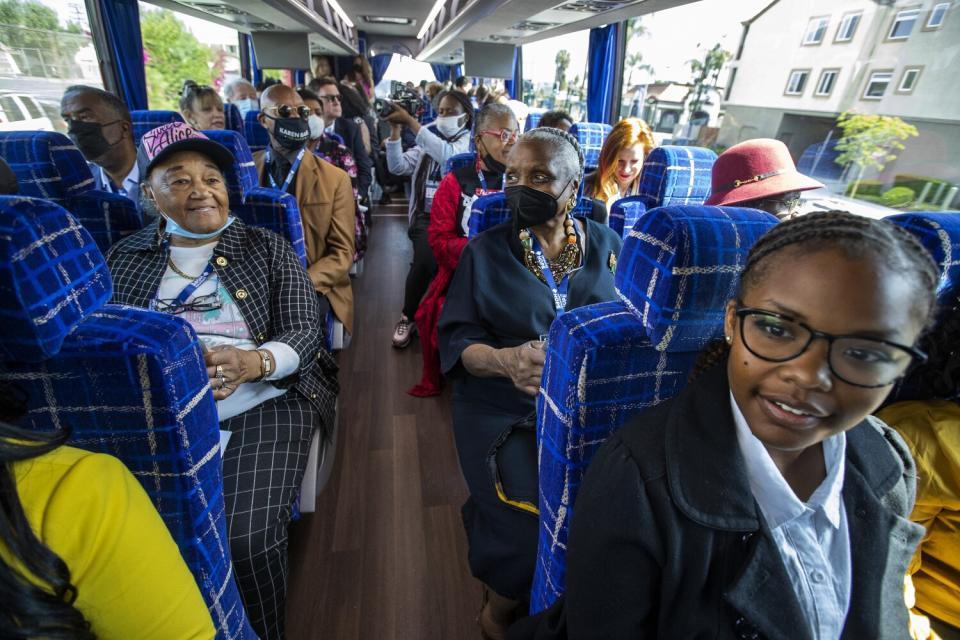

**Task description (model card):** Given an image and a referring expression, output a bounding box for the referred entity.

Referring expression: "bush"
[845,179,884,197]
[894,174,953,205]
[881,186,916,208]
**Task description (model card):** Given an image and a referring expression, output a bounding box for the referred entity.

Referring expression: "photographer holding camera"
[384,89,474,349]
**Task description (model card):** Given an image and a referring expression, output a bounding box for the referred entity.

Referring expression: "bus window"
[137,3,240,110]
[0,0,101,132]
[522,30,590,122]
[374,54,435,97]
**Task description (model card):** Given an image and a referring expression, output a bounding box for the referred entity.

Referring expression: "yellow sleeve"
[38,451,215,640]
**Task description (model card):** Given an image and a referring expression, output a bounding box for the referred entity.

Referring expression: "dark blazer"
[105,218,339,431]
[510,363,923,640]
[334,117,372,199]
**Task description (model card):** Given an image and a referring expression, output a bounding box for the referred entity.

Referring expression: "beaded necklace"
[519,214,581,285]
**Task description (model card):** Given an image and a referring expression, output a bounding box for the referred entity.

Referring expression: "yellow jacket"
[878,400,960,630]
[6,445,215,639]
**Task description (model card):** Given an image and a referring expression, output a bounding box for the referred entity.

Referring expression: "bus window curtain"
[451,64,463,81]
[294,70,306,86]
[431,64,451,83]
[587,23,619,124]
[504,47,522,100]
[370,54,392,86]
[243,34,262,85]
[97,0,148,110]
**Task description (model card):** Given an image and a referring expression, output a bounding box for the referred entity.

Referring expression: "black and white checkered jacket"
[105,218,339,432]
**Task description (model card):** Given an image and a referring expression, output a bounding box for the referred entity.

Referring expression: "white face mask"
[233,98,258,118]
[436,114,464,138]
[308,114,324,140]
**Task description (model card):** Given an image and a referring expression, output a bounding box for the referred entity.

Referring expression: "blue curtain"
[587,23,619,124]
[370,54,392,86]
[294,70,306,86]
[431,64,451,83]
[243,34,262,85]
[96,0,148,110]
[505,47,522,100]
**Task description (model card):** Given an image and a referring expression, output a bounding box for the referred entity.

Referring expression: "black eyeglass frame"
[734,305,927,388]
[152,292,223,315]
[262,104,312,120]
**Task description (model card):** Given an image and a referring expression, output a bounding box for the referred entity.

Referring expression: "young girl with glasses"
[511,210,941,640]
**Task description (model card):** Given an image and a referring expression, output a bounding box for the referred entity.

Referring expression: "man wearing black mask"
[252,83,356,336]
[60,85,139,206]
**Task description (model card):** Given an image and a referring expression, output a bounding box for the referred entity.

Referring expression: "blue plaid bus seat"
[445,152,475,174]
[0,196,255,638]
[0,131,142,252]
[570,122,612,171]
[637,145,717,210]
[201,129,259,208]
[531,205,778,613]
[608,195,647,239]
[239,187,307,267]
[244,110,270,153]
[468,191,510,238]
[0,196,111,361]
[526,111,543,129]
[224,102,244,135]
[130,110,184,146]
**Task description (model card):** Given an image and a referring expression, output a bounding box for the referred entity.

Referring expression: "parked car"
[0,93,57,132]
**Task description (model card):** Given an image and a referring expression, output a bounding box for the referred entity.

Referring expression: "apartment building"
[717,0,960,194]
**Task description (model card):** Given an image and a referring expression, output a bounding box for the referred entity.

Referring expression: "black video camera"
[375,81,425,119]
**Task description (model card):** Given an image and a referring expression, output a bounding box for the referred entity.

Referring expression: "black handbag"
[486,413,540,516]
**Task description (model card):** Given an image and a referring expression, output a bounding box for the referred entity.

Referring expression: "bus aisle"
[285,205,481,639]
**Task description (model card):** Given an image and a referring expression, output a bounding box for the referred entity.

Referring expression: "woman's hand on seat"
[499,343,546,396]
[204,347,264,400]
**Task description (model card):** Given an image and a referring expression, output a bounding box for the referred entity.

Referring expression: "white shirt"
[385,125,471,221]
[730,393,852,640]
[97,162,140,206]
[160,242,300,421]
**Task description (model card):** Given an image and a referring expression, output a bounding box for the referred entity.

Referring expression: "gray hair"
[520,127,584,182]
[223,78,256,101]
[475,103,517,134]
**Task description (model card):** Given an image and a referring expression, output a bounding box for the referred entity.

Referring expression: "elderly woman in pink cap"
[104,121,338,639]
[706,138,824,220]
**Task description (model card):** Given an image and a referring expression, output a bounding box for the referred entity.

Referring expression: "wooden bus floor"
[285,211,482,639]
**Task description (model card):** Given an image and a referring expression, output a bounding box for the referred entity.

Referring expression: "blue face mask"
[233,98,258,117]
[162,213,235,240]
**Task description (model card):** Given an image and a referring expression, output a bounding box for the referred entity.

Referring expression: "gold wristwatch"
[257,349,274,380]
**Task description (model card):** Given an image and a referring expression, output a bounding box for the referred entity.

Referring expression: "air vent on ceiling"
[553,0,636,13]
[509,20,561,31]
[179,1,252,17]
[362,15,414,25]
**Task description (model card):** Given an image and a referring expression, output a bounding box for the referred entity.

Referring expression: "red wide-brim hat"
[705,138,824,206]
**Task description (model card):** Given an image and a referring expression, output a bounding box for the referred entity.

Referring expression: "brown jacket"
[254,150,355,333]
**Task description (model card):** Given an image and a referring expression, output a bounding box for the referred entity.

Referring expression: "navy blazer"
[510,363,923,640]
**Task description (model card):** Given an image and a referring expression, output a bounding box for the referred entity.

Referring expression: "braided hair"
[691,210,941,378]
[891,296,960,401]
[520,127,585,184]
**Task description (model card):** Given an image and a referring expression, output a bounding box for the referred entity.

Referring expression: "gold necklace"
[167,256,202,280]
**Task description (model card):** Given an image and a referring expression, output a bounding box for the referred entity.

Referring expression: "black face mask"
[267,115,309,150]
[505,182,571,229]
[479,140,506,175]
[68,119,121,160]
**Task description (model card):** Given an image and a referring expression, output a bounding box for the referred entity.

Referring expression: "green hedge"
[894,174,953,205]
[845,179,884,197]
[881,186,916,208]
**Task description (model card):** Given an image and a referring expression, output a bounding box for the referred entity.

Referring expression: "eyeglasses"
[152,293,223,315]
[479,128,519,144]
[319,95,342,104]
[262,104,312,120]
[735,306,926,388]
[750,193,801,220]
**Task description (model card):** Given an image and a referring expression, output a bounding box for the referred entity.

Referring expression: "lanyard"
[265,147,306,193]
[476,169,503,196]
[169,261,215,308]
[529,226,581,316]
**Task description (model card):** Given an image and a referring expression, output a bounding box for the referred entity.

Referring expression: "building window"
[802,16,830,45]
[863,70,893,99]
[925,2,949,28]
[835,12,862,42]
[888,8,920,40]
[897,66,923,93]
[785,69,810,95]
[815,69,840,96]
